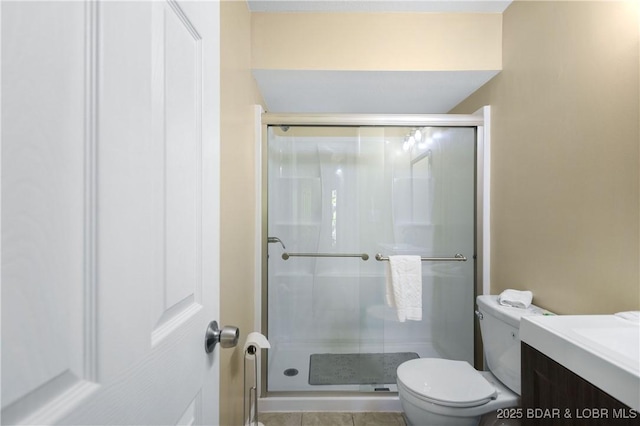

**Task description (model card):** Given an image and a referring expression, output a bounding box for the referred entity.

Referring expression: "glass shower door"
[381,127,476,369]
[265,125,476,393]
[266,126,372,392]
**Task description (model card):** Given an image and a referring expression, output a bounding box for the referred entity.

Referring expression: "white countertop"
[520,314,640,411]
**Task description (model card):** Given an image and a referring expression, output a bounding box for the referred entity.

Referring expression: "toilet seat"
[397,359,497,408]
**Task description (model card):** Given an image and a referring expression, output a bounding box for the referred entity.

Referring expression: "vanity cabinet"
[522,342,639,425]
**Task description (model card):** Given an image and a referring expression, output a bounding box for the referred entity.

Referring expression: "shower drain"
[283,368,299,377]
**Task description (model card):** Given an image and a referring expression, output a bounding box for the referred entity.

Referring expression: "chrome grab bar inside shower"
[282,252,369,261]
[374,253,467,262]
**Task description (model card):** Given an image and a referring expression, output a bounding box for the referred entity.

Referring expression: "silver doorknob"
[204,320,239,353]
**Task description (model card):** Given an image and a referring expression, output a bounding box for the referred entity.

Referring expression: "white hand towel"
[385,255,422,322]
[498,289,533,309]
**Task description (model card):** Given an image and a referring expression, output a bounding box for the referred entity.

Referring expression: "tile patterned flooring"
[259,412,406,426]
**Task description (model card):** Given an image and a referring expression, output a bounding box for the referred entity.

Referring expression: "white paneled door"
[2,1,221,424]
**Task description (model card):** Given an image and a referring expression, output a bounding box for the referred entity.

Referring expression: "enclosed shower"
[261,114,486,398]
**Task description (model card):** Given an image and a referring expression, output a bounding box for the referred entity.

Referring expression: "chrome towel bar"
[282,252,369,261]
[375,253,467,262]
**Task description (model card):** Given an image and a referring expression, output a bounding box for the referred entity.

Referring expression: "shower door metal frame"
[260,112,489,399]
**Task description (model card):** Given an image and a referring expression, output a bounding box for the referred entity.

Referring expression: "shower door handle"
[282,252,369,261]
[204,321,239,353]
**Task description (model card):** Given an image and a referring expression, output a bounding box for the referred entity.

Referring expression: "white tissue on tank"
[615,311,640,323]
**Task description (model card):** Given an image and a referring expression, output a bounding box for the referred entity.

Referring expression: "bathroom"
[1,0,638,425]
[221,1,638,425]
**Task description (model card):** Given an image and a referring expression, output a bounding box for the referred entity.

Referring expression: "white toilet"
[397,295,545,426]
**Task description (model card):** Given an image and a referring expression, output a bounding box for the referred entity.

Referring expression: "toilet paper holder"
[244,332,270,426]
[205,320,239,353]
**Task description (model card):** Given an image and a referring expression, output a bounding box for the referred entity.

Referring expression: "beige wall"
[452,1,639,314]
[218,4,637,423]
[220,1,264,425]
[252,12,502,71]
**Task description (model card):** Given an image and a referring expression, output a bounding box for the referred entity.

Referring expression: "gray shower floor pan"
[308,352,419,386]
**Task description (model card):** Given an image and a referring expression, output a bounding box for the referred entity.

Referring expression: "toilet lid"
[397,359,497,408]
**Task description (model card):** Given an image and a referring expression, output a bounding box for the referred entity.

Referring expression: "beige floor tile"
[353,412,406,426]
[397,413,407,426]
[301,412,354,426]
[260,412,303,426]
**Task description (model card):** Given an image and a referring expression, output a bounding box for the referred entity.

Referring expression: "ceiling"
[248,0,511,114]
[247,1,512,14]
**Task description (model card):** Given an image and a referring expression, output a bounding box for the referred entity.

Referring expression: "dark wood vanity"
[521,342,640,425]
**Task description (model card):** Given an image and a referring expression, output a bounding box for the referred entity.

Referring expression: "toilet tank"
[476,295,547,395]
